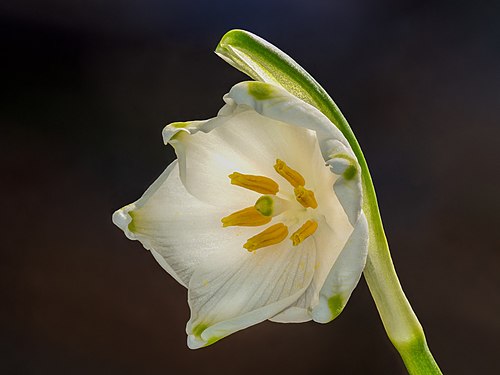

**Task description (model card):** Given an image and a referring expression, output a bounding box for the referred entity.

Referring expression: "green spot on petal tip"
[247,82,274,100]
[328,294,345,320]
[204,336,222,347]
[343,165,357,180]
[192,323,209,339]
[170,122,188,128]
[128,210,137,233]
[254,195,274,216]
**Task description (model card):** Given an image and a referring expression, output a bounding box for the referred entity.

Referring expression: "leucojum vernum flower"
[113,30,443,374]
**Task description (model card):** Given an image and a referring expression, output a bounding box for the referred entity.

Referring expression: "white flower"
[113,81,368,349]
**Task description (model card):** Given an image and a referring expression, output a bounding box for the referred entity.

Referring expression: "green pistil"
[328,294,346,320]
[254,195,274,216]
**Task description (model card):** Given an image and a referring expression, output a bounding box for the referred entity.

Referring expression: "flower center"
[221,159,319,252]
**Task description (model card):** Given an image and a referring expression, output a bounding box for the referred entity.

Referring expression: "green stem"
[321,93,443,375]
[217,30,442,374]
[399,336,443,375]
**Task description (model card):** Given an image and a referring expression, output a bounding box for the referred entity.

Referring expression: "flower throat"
[221,159,318,252]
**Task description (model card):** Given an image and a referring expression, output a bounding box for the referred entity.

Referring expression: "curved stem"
[217,30,443,374]
[311,86,443,375]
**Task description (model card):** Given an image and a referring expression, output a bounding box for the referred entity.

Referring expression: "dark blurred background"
[1,0,499,374]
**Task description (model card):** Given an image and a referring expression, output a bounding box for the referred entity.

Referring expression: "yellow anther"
[294,186,318,209]
[243,223,289,252]
[274,159,305,188]
[221,207,272,227]
[229,172,279,195]
[290,220,318,246]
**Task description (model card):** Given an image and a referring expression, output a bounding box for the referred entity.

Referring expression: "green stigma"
[254,195,274,216]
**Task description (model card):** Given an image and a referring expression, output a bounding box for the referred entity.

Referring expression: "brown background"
[1,0,499,374]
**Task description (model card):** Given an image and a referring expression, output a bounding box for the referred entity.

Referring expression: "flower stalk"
[216,29,442,374]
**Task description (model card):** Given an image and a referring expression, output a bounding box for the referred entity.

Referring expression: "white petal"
[186,239,316,348]
[312,213,369,323]
[268,306,312,323]
[326,148,363,226]
[165,109,322,207]
[269,215,352,323]
[112,161,186,285]
[226,81,354,160]
[112,161,258,286]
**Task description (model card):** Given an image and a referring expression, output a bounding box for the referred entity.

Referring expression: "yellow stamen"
[243,223,289,252]
[274,159,305,187]
[229,172,279,195]
[294,186,318,209]
[291,220,318,246]
[221,207,272,227]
